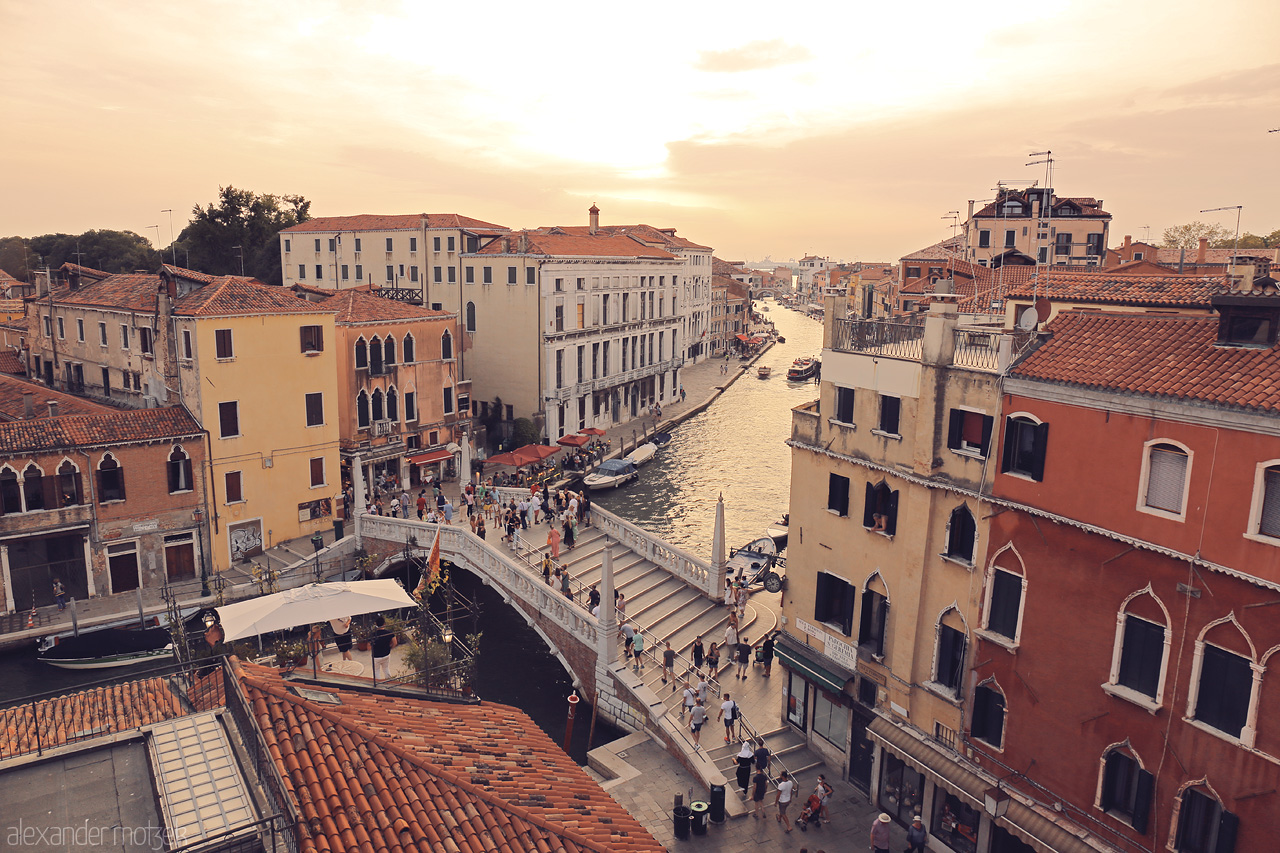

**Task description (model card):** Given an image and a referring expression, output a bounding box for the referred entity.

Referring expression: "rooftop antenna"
[941,211,961,240]
[147,225,161,263]
[1141,225,1151,243]
[161,209,177,265]
[1199,205,1243,278]
[1027,151,1054,302]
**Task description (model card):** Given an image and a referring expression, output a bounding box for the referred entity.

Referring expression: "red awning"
[408,449,453,465]
[557,434,590,447]
[580,427,607,436]
[735,333,750,341]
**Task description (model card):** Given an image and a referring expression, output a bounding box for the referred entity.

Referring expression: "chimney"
[517,233,528,254]
[22,392,33,419]
[1196,238,1208,264]
[1122,235,1132,254]
[47,400,59,418]
[589,204,600,235]
[68,270,80,291]
[502,236,512,253]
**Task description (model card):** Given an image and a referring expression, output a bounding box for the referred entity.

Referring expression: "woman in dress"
[692,635,705,672]
[547,523,562,559]
[563,516,576,550]
[736,741,754,798]
[706,642,720,677]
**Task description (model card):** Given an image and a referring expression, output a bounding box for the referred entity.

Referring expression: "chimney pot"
[589,204,600,235]
[47,400,59,417]
[22,392,33,419]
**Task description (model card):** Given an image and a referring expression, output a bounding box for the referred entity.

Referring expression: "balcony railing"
[832,319,924,359]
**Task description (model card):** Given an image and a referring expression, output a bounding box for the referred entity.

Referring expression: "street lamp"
[984,786,1011,819]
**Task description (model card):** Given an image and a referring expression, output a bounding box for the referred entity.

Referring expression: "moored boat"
[583,458,640,490]
[36,607,210,669]
[625,442,658,466]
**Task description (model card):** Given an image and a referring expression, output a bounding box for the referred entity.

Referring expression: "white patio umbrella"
[217,579,417,642]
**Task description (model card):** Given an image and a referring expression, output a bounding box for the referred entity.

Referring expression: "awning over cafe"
[774,637,851,694]
[557,434,590,447]
[408,449,453,465]
[867,717,1106,853]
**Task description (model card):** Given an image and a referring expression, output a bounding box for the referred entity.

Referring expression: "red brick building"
[974,304,1280,852]
[0,375,207,610]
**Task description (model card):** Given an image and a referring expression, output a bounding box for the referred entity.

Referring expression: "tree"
[1160,221,1233,250]
[4,230,160,276]
[1237,229,1280,249]
[174,186,310,286]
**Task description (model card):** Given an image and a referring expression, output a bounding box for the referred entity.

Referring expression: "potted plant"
[353,621,373,652]
[272,638,308,670]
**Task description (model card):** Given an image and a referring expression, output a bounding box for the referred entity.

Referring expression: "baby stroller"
[794,793,823,831]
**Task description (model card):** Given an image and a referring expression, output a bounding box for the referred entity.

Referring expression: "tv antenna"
[1199,205,1243,277]
[941,211,961,240]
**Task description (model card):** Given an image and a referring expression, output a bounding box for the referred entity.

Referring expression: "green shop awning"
[774,641,851,694]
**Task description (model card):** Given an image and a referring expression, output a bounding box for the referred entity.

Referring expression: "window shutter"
[1030,422,1049,480]
[1100,753,1120,812]
[1132,770,1154,835]
[947,410,963,450]
[1000,418,1017,472]
[1215,810,1238,853]
[116,471,126,501]
[1259,468,1280,537]
[979,415,994,456]
[886,490,899,535]
[841,583,855,637]
[875,598,889,656]
[814,573,830,623]
[863,482,876,527]
[1146,447,1187,513]
[858,591,873,646]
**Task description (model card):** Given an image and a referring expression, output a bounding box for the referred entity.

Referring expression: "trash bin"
[690,801,709,836]
[332,519,344,540]
[672,805,692,841]
[311,533,324,553]
[709,784,726,824]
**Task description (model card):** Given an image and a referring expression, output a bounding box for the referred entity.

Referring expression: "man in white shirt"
[718,694,739,743]
[689,699,708,751]
[680,682,697,720]
[774,770,796,832]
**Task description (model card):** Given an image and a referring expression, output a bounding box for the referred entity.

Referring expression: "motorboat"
[726,536,785,593]
[766,513,789,550]
[625,442,658,466]
[584,458,640,490]
[651,432,673,447]
[37,608,210,670]
[758,365,772,378]
[787,357,819,381]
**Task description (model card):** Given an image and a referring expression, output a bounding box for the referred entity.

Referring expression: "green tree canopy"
[174,186,310,286]
[0,230,159,278]
[1236,229,1280,249]
[1160,221,1233,249]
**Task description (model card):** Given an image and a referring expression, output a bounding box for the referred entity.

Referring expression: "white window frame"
[1001,411,1044,481]
[1135,438,1192,521]
[309,456,327,489]
[1244,459,1280,545]
[925,607,968,701]
[976,543,1026,651]
[1183,613,1262,748]
[1102,584,1172,712]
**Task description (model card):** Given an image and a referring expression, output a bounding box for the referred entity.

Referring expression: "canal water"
[0,302,822,764]
[593,303,824,555]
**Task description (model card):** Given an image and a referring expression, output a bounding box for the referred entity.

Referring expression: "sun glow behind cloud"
[1,0,1276,260]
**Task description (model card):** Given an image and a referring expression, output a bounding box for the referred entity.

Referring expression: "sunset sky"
[3,0,1277,265]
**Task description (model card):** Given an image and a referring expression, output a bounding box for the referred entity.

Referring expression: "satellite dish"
[446,443,461,454]
[1034,298,1051,322]
[1018,307,1039,331]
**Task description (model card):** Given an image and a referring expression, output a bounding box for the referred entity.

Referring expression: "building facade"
[963,188,1110,269]
[0,380,208,610]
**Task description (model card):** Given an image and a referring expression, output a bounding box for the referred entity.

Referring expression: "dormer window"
[1213,296,1280,348]
[1057,203,1078,216]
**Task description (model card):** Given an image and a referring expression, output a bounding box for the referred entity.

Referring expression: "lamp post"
[194,507,209,596]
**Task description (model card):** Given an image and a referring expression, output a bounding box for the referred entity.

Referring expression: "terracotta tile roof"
[0,406,202,454]
[0,375,114,420]
[0,298,26,316]
[972,190,1109,219]
[322,289,452,323]
[1155,247,1280,265]
[59,261,114,281]
[1005,269,1225,308]
[179,276,331,317]
[162,263,216,284]
[474,231,676,260]
[712,257,748,277]
[551,224,712,251]
[0,677,185,759]
[0,351,25,375]
[1011,311,1280,413]
[52,273,162,311]
[900,236,963,262]
[235,661,663,853]
[282,214,508,233]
